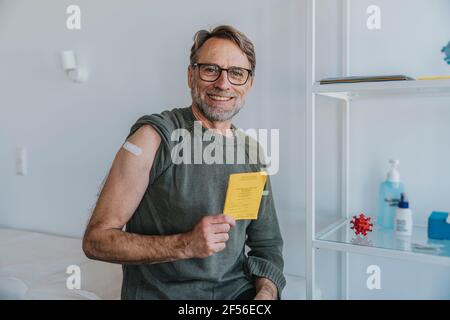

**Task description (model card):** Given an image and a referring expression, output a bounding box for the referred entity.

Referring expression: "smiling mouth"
[207,94,234,102]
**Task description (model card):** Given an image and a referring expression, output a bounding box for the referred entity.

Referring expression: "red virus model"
[350,213,373,236]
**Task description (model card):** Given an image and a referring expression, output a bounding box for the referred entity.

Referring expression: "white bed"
[0,228,122,300]
[0,227,308,300]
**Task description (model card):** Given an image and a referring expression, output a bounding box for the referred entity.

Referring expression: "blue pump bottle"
[378,160,405,229]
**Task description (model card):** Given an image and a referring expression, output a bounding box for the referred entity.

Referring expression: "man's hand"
[254,277,278,300]
[183,214,236,258]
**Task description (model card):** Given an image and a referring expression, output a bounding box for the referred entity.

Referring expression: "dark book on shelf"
[319,75,415,84]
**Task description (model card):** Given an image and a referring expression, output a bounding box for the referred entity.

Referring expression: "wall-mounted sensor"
[60,50,87,83]
[16,147,27,176]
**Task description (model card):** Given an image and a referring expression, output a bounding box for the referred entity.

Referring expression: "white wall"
[1,0,450,299]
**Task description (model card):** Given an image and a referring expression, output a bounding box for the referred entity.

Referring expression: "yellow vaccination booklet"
[223,172,268,220]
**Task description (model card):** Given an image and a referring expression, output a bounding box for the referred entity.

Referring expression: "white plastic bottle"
[394,192,413,236]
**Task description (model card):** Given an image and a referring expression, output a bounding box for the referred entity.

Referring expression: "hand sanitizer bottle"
[378,160,405,228]
[395,192,413,236]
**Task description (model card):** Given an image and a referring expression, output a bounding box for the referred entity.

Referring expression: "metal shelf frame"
[305,0,450,300]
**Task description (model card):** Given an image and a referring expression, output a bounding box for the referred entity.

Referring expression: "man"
[82,25,285,300]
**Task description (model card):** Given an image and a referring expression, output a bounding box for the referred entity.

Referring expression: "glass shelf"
[312,79,450,100]
[315,218,450,265]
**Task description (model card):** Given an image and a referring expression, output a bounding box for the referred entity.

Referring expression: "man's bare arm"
[254,277,278,300]
[82,125,235,264]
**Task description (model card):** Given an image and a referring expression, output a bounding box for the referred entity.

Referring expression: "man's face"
[188,38,254,122]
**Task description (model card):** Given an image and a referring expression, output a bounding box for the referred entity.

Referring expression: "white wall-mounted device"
[60,50,87,83]
[16,147,27,176]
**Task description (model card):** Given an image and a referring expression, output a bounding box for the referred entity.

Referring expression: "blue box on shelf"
[428,211,450,240]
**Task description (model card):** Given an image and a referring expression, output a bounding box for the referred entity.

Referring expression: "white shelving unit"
[305,0,450,299]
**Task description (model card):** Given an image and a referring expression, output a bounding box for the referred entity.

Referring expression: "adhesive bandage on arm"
[122,141,143,156]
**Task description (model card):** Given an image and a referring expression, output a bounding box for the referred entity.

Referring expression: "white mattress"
[0,228,122,300]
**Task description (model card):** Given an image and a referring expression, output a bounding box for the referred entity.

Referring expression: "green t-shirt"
[121,106,285,300]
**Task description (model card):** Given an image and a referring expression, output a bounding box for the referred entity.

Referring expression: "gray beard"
[191,88,244,122]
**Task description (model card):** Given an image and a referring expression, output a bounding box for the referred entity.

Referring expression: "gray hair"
[190,25,256,74]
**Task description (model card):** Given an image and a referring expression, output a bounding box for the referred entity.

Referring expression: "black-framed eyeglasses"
[192,63,252,86]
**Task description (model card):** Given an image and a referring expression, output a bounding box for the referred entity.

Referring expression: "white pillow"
[0,277,28,300]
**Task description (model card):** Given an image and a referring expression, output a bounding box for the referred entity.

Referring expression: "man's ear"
[247,75,254,90]
[187,65,193,89]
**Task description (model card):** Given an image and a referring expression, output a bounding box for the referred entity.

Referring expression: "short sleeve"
[126,111,177,185]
